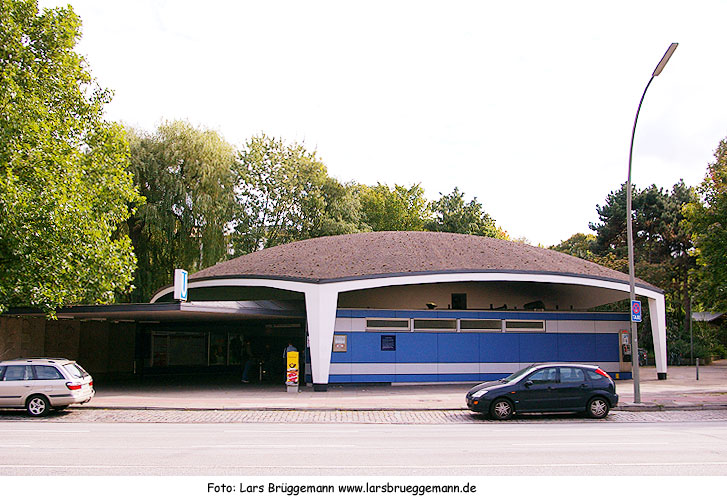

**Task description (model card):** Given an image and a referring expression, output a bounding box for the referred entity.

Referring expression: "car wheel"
[26,395,50,417]
[490,398,514,420]
[587,397,610,419]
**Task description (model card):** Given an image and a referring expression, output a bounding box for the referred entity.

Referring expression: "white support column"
[648,294,668,379]
[304,285,339,391]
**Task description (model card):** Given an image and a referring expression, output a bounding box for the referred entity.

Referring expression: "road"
[1,418,726,476]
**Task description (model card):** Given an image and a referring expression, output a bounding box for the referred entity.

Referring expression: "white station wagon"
[0,358,95,416]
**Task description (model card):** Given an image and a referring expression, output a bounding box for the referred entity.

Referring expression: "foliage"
[588,181,697,330]
[359,183,429,231]
[0,0,141,313]
[550,233,597,261]
[122,121,236,302]
[684,138,727,312]
[425,187,507,239]
[232,135,367,255]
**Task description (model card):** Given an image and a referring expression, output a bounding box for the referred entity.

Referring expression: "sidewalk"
[85,361,727,412]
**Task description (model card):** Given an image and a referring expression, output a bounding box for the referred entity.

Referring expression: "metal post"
[625,43,678,404]
[696,358,699,381]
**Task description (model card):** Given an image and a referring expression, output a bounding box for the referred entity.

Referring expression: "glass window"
[413,319,456,331]
[586,369,608,381]
[3,365,31,381]
[528,367,557,384]
[366,319,410,330]
[460,319,501,331]
[505,320,545,332]
[33,365,64,380]
[559,367,585,383]
[63,363,88,379]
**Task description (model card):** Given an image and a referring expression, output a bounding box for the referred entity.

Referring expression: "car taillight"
[89,381,93,388]
[66,382,82,390]
[595,368,611,379]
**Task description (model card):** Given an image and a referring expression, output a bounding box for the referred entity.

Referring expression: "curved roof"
[190,231,658,291]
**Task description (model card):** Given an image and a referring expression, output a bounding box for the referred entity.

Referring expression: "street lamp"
[627,43,678,403]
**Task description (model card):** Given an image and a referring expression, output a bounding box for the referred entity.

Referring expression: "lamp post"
[627,43,678,403]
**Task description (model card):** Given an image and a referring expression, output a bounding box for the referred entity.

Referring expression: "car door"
[513,366,559,412]
[556,366,590,410]
[0,365,33,407]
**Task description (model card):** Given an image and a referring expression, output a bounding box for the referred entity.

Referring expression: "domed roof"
[190,231,657,290]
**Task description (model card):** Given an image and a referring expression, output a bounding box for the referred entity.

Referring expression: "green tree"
[550,233,597,261]
[123,121,237,302]
[359,183,430,231]
[232,135,366,255]
[0,0,141,313]
[425,187,507,239]
[685,138,727,312]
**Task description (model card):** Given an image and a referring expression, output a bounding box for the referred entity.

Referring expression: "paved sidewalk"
[81,361,727,412]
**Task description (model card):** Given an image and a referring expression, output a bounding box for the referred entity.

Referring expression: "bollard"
[696,357,699,381]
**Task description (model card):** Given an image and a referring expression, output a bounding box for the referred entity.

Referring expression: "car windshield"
[500,365,536,383]
[63,363,88,379]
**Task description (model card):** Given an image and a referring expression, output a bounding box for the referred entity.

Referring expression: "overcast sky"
[39,0,727,246]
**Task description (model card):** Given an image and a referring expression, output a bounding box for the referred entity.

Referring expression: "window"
[587,369,609,382]
[33,365,64,380]
[381,335,396,351]
[3,365,31,381]
[63,363,89,378]
[366,319,410,331]
[505,320,545,332]
[413,319,456,331]
[459,319,502,331]
[559,367,585,383]
[527,367,557,384]
[451,293,467,310]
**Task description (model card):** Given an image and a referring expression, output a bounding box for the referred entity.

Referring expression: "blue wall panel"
[438,373,480,382]
[519,333,558,362]
[479,333,519,362]
[395,332,438,363]
[557,333,597,361]
[438,333,480,363]
[350,332,395,363]
[595,333,620,362]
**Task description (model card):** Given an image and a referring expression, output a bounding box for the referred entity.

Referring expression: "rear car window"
[560,367,586,383]
[33,365,64,380]
[586,369,609,381]
[63,363,88,379]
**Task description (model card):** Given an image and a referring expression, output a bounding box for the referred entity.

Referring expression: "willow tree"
[123,121,236,302]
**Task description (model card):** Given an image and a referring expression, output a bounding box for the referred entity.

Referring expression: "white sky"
[39,0,727,246]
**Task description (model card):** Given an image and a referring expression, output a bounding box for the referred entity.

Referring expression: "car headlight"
[471,389,489,399]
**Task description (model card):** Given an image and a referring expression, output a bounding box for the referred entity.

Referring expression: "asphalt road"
[1,419,726,476]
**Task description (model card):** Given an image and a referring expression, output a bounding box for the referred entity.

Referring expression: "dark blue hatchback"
[466,363,618,419]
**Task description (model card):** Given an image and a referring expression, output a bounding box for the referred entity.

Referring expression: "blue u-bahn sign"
[631,300,642,323]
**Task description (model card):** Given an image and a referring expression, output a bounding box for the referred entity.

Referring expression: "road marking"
[191,444,356,449]
[0,430,90,433]
[512,442,670,446]
[1,461,727,470]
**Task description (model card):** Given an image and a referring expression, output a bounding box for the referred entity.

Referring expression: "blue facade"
[325,309,630,383]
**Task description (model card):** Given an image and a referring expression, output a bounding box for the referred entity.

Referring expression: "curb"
[74,403,727,413]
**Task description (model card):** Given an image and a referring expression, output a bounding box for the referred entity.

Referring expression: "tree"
[550,233,597,261]
[0,0,141,313]
[425,187,507,239]
[359,183,430,231]
[685,138,727,313]
[123,121,237,302]
[232,135,366,255]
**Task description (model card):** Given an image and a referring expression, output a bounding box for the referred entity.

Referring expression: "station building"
[0,232,669,389]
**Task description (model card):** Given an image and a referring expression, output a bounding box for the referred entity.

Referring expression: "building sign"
[173,269,188,301]
[333,334,347,352]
